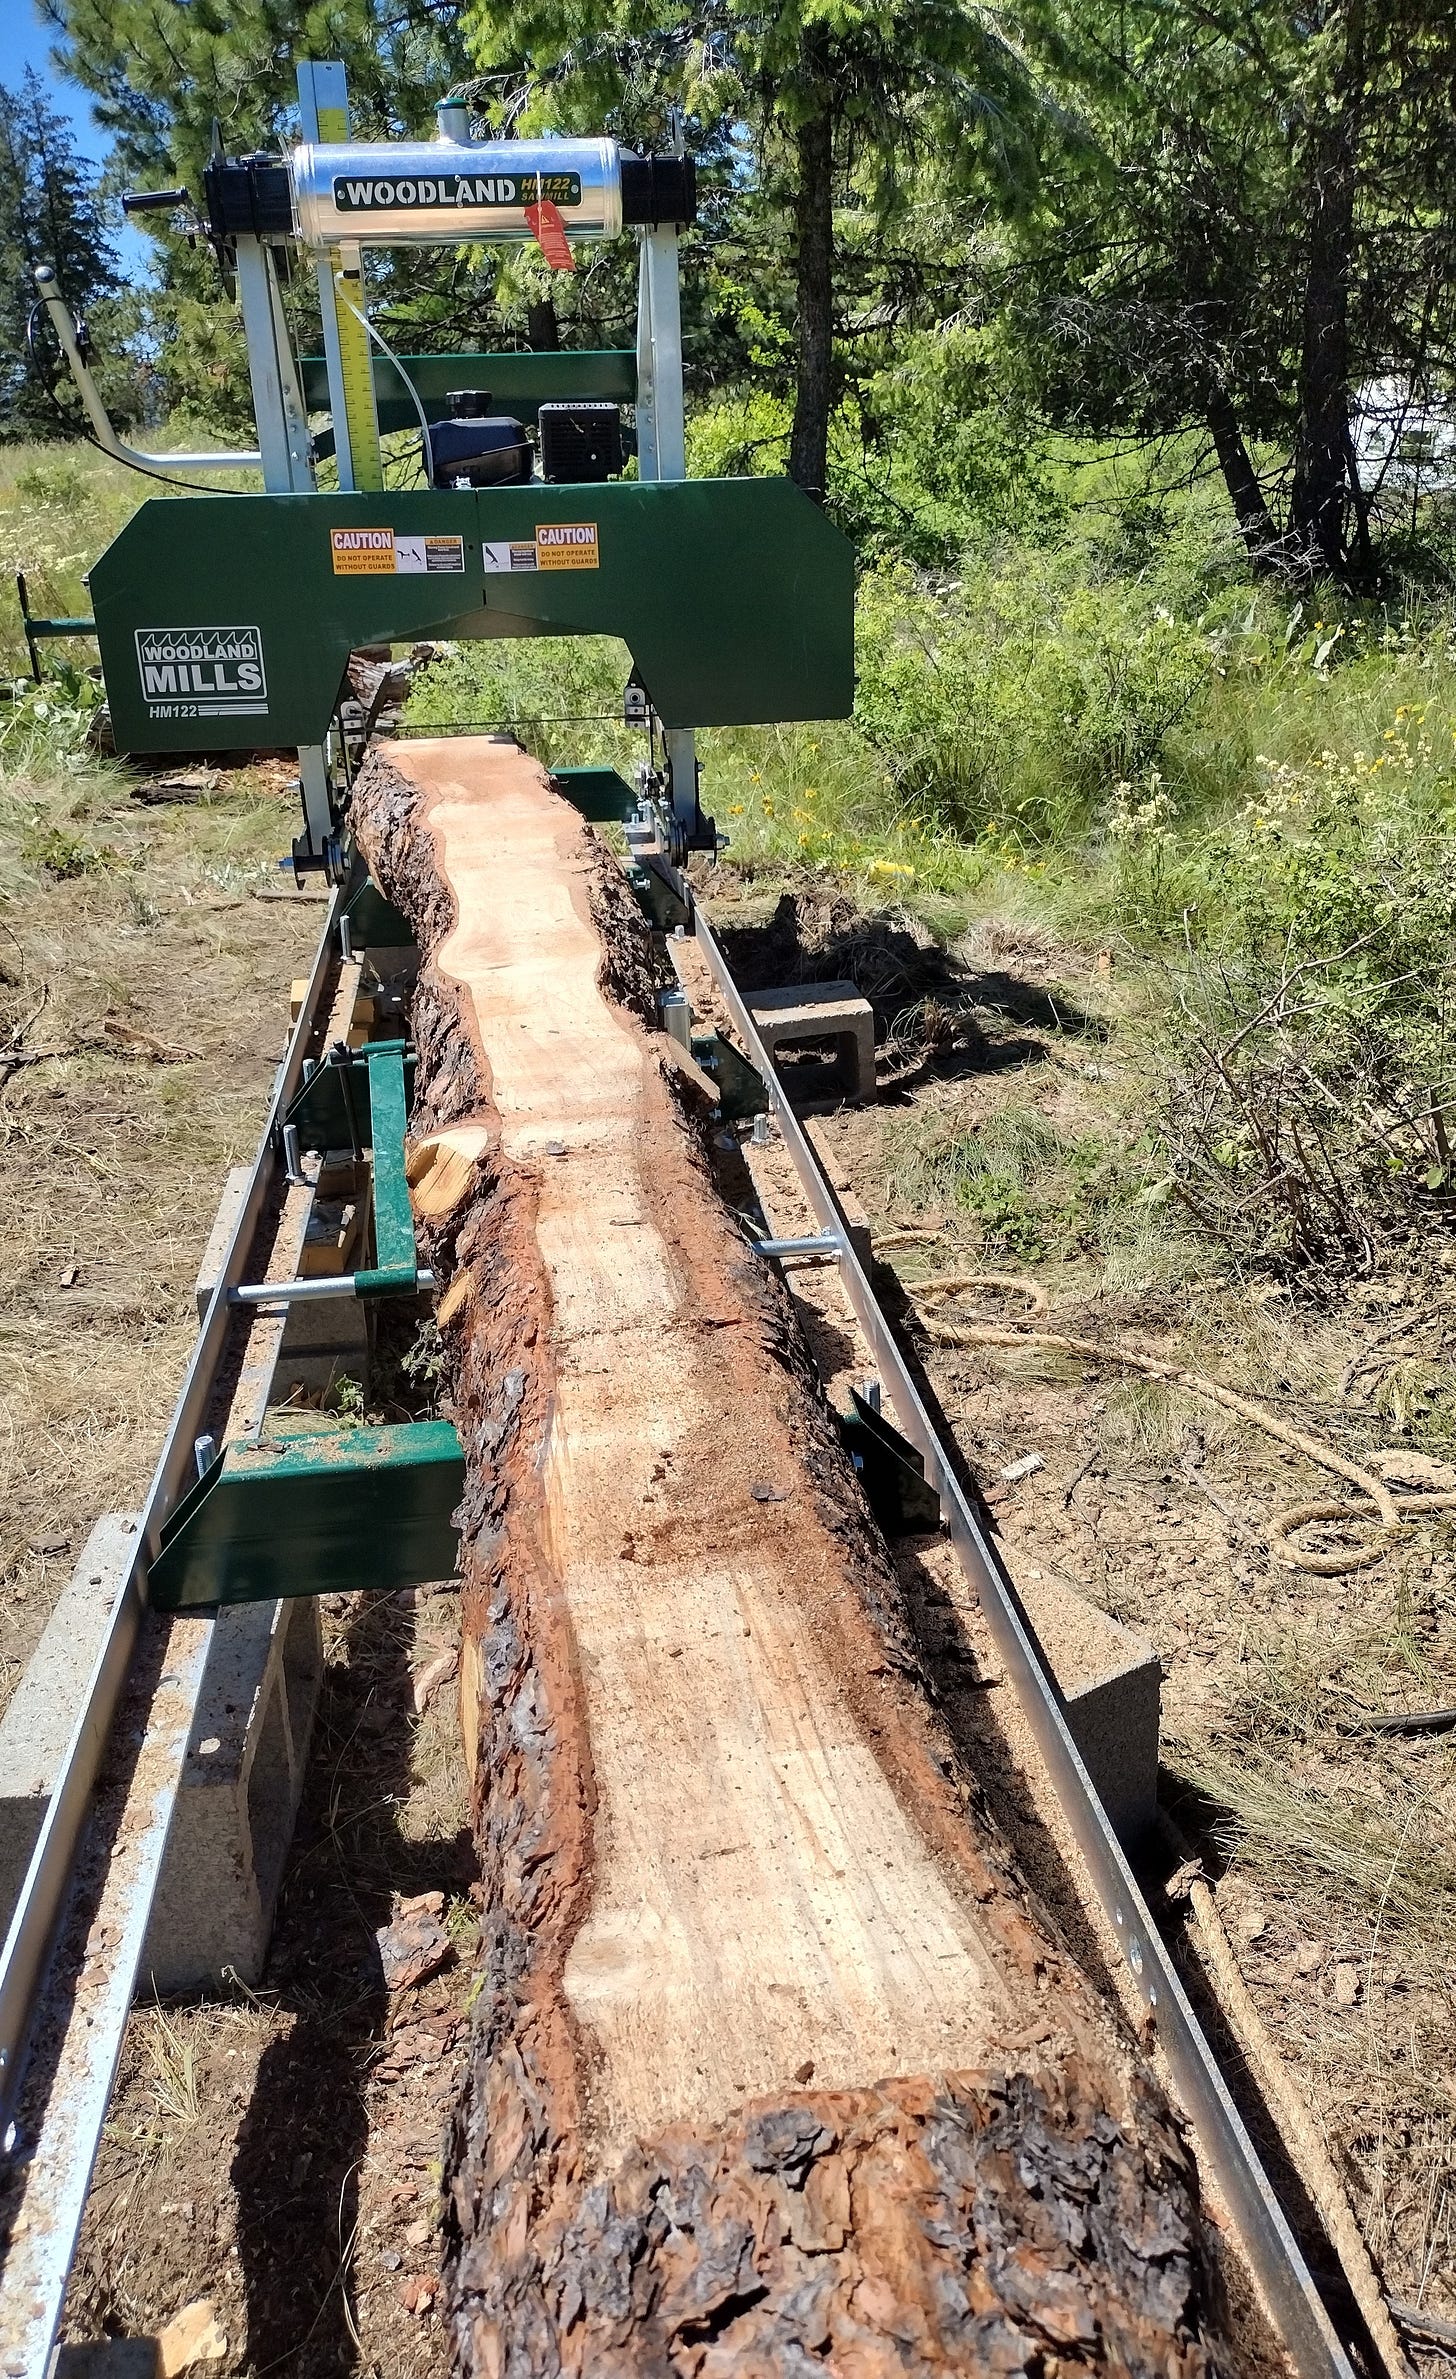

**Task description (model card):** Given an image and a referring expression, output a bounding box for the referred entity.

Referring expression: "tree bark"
[1206,382,1280,563]
[1288,0,1367,577]
[353,735,1253,2376]
[788,41,835,503]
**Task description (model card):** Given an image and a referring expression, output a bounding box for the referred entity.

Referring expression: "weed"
[145,2004,201,2126]
[20,819,118,879]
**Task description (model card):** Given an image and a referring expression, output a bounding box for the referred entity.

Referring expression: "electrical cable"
[25,299,251,496]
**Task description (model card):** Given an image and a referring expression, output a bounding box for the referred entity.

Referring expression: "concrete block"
[0,1514,140,1917]
[1016,1570,1161,1845]
[141,1594,324,1994]
[0,1527,324,1995]
[749,981,877,1104]
[52,2341,161,2376]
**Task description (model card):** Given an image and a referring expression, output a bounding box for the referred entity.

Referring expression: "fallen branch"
[902,1275,1440,1573]
[1163,1834,1414,2379]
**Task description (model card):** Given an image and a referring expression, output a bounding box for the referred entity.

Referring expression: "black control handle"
[122,187,190,215]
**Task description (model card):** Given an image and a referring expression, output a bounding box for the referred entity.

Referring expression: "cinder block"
[0,1514,140,1917]
[0,1527,324,1994]
[749,981,877,1105]
[1016,1570,1161,1844]
[141,1594,324,1993]
[52,2341,161,2376]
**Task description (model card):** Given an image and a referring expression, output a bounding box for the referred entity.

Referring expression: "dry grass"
[0,744,325,1707]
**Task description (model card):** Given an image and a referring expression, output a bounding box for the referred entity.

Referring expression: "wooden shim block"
[408,1120,494,1223]
[352,736,1247,2376]
[659,1035,722,1106]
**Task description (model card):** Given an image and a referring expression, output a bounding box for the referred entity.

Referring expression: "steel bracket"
[837,1387,941,1537]
[147,1419,464,1611]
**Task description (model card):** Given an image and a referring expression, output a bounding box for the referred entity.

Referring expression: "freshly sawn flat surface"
[353,736,1254,2376]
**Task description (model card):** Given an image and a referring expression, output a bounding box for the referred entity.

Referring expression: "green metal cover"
[88,477,855,754]
[344,875,414,945]
[284,1042,416,1153]
[299,347,637,431]
[549,765,635,822]
[147,1420,464,1610]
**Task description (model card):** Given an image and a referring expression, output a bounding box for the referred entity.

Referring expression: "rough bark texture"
[1288,0,1369,578]
[1206,383,1279,563]
[352,737,1251,2379]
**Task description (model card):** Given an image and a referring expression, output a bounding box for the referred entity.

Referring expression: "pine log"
[352,738,1250,2378]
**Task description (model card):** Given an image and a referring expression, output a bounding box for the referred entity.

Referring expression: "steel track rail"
[692,903,1357,2379]
[0,887,344,2375]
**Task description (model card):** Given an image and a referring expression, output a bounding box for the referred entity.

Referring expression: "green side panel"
[148,1420,464,1610]
[344,875,414,945]
[690,1031,767,1122]
[549,764,635,822]
[299,348,636,429]
[837,1389,941,1537]
[284,1045,418,1152]
[88,477,855,754]
[625,859,690,932]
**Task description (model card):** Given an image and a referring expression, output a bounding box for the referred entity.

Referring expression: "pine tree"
[0,67,119,441]
[460,1,1046,501]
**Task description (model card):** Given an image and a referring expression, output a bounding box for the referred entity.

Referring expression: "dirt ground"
[65,1575,476,2378]
[0,763,324,1709]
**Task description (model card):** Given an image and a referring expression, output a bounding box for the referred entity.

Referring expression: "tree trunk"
[352,735,1249,2376]
[1287,0,1366,577]
[788,44,835,502]
[526,298,560,352]
[1206,382,1280,563]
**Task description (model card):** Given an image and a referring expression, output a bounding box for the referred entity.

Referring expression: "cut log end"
[351,737,1260,2376]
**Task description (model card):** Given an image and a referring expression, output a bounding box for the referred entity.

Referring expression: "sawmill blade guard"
[87,475,855,752]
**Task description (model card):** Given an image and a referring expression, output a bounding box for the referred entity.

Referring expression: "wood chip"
[157,2298,228,2374]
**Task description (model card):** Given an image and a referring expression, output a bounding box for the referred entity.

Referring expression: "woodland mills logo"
[135,625,268,715]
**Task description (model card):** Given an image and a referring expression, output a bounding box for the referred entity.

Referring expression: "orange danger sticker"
[535,521,599,570]
[331,527,396,575]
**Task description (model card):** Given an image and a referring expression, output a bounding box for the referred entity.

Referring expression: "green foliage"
[0,70,128,442]
[883,1102,1144,1261]
[853,552,1217,843]
[19,817,118,878]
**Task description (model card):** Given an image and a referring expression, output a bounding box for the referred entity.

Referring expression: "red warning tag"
[525,198,575,272]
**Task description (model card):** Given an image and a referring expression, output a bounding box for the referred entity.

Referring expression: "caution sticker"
[330,529,465,576]
[535,522,599,570]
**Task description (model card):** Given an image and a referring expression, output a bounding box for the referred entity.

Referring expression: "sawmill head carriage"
[27,64,855,883]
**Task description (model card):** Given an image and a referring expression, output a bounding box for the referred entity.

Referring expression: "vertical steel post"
[640,226,686,478]
[236,196,335,858]
[296,60,383,494]
[636,225,698,836]
[233,238,314,494]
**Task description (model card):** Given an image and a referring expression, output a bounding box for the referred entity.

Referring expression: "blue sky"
[2,3,151,273]
[2,4,110,167]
